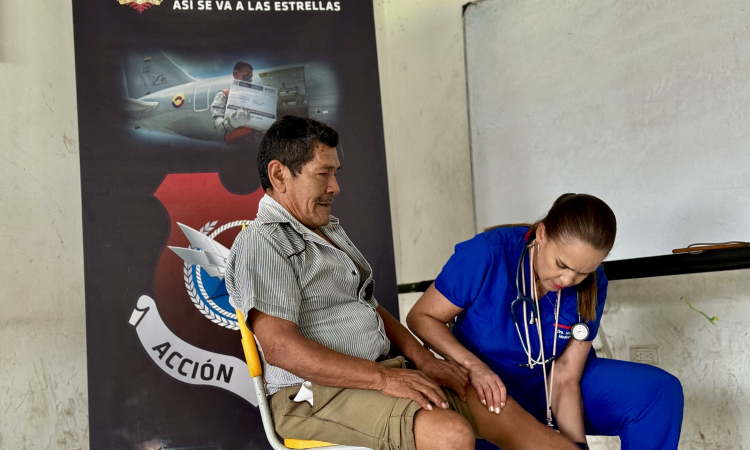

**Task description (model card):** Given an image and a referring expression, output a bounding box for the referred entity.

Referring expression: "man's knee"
[439,415,474,447]
[414,409,474,450]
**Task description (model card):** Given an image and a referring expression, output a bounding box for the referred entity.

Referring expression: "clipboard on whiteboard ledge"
[672,242,750,254]
[225,79,279,132]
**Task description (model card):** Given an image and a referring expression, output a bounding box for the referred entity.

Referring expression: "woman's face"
[534,223,609,293]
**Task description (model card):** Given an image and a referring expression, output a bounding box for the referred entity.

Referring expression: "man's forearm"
[376,306,434,366]
[251,309,387,390]
[211,113,234,134]
[268,331,388,389]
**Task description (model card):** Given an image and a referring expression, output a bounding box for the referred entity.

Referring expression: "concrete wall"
[594,269,750,450]
[373,0,477,286]
[0,0,89,449]
[2,0,748,448]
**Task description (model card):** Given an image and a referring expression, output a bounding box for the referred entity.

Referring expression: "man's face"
[233,66,253,81]
[283,143,340,231]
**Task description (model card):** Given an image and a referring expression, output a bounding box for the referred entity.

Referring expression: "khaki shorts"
[269,357,479,450]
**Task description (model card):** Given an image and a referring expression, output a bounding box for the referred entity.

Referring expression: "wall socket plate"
[630,345,659,365]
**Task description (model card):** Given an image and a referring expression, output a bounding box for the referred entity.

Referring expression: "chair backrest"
[237,309,263,378]
[236,309,293,450]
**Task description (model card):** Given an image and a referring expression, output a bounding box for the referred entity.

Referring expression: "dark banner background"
[71,2,396,448]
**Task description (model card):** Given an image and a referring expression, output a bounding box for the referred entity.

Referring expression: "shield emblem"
[152,172,264,359]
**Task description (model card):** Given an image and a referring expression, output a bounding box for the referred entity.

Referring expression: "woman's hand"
[406,284,506,411]
[466,361,507,414]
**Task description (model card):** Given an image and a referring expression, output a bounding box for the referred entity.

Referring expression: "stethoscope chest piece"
[571,322,589,341]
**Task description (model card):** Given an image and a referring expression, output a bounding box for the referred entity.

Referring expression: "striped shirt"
[225,194,391,394]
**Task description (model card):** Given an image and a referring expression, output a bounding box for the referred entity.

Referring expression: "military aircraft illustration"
[121,50,340,143]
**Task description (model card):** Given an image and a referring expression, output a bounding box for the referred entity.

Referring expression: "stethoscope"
[510,239,589,426]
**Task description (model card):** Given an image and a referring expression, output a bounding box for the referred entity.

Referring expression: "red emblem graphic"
[117,0,163,13]
[153,173,264,358]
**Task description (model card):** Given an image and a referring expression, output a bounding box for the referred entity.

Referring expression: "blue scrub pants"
[476,357,684,450]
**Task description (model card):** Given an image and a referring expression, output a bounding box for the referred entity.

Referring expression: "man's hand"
[415,356,469,402]
[376,367,450,411]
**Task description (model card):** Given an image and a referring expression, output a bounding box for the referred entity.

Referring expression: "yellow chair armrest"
[236,309,263,378]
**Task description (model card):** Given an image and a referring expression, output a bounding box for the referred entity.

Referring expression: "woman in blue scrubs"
[407,194,683,450]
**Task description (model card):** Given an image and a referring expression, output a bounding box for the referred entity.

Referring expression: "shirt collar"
[255,194,340,239]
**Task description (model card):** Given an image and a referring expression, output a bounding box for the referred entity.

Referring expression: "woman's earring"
[536,242,540,257]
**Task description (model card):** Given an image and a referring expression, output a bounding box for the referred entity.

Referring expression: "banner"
[71,2,396,448]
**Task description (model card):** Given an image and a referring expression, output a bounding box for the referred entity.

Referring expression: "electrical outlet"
[630,346,659,365]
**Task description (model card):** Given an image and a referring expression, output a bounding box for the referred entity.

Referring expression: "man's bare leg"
[414,407,475,450]
[465,386,579,450]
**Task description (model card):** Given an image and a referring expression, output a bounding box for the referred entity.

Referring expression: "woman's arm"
[551,339,592,444]
[375,305,469,400]
[407,283,506,414]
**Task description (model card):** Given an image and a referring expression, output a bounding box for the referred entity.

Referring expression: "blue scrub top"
[434,227,608,388]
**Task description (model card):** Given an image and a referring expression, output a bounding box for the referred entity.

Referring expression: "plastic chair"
[236,309,373,450]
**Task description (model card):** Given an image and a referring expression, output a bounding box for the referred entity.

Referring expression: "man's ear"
[267,160,287,193]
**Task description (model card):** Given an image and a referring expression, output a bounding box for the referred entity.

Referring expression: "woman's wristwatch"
[574,443,589,449]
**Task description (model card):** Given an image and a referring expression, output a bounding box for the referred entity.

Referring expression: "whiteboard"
[464,0,750,260]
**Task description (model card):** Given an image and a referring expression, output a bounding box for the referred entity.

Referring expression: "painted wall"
[373,0,477,286]
[592,269,750,450]
[2,0,747,449]
[0,0,88,449]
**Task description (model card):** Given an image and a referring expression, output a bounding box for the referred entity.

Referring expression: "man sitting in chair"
[226,116,583,450]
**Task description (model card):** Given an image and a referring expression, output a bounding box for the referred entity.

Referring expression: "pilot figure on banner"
[211,61,257,144]
[211,60,267,192]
